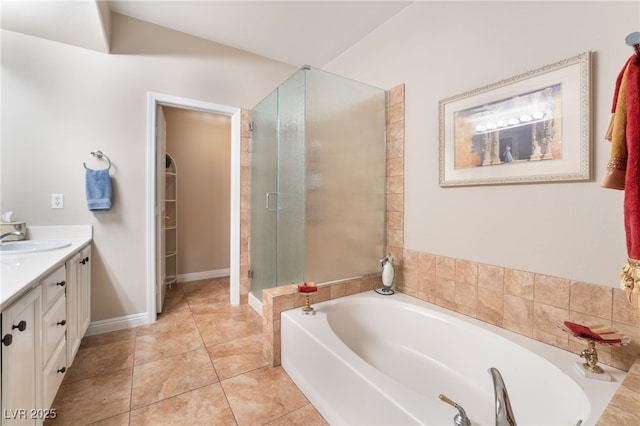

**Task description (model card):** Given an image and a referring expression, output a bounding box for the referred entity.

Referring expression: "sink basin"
[0,240,72,254]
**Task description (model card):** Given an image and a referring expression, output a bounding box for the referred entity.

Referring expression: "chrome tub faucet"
[489,367,517,426]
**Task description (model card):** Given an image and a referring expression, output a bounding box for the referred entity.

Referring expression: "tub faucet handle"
[439,394,471,426]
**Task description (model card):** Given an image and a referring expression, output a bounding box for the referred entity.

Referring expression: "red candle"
[297,282,317,293]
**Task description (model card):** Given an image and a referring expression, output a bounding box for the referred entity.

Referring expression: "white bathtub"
[281,291,625,426]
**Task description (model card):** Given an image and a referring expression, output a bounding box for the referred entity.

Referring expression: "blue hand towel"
[85,168,112,211]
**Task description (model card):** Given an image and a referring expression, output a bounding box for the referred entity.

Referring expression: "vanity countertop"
[1,225,92,311]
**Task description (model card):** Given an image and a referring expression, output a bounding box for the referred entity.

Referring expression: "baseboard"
[248,291,263,316]
[85,312,150,336]
[177,268,230,283]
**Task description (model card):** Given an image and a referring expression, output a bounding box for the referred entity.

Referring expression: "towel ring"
[83,150,112,170]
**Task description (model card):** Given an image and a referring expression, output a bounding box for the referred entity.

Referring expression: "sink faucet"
[0,231,24,243]
[489,367,517,426]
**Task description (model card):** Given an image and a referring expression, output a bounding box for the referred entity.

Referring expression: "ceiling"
[1,0,412,67]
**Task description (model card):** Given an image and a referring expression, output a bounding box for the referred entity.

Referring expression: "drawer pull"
[56,280,66,287]
[12,320,27,332]
[2,334,12,346]
[57,320,67,326]
[80,256,89,265]
[57,367,66,374]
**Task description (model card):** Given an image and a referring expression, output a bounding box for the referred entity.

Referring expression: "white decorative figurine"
[376,254,395,295]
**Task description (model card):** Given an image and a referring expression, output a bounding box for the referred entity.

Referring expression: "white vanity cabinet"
[1,241,91,425]
[1,286,42,425]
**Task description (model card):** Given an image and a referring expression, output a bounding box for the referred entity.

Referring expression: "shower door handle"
[265,192,277,211]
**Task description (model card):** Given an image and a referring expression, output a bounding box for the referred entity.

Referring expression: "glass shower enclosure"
[250,66,386,298]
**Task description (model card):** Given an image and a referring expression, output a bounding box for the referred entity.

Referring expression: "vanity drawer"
[42,339,67,409]
[41,265,67,308]
[42,294,66,363]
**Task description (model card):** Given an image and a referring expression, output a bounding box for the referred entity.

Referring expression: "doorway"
[146,92,241,323]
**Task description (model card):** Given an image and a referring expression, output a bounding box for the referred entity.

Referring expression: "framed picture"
[439,51,591,187]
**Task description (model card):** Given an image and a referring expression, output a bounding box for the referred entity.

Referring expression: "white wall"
[0,13,295,321]
[325,1,639,288]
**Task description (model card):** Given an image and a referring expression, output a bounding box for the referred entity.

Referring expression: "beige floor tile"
[265,404,328,425]
[135,307,195,337]
[162,285,189,311]
[222,366,308,426]
[64,339,135,383]
[80,328,136,349]
[196,312,262,347]
[47,368,132,426]
[207,333,269,380]
[131,348,219,409]
[186,289,231,307]
[129,383,236,426]
[134,325,204,365]
[87,412,130,426]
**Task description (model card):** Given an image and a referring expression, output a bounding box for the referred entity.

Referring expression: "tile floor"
[46,278,328,426]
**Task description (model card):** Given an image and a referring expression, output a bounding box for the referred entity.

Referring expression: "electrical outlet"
[51,194,64,209]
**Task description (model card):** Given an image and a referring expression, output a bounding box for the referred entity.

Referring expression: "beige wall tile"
[387,102,404,123]
[435,256,456,279]
[613,289,640,326]
[403,249,419,269]
[387,174,404,194]
[570,281,613,320]
[611,322,640,371]
[478,264,504,292]
[387,193,404,213]
[534,274,570,308]
[388,133,404,155]
[387,211,404,231]
[418,252,436,276]
[388,157,404,176]
[455,259,478,285]
[477,288,504,327]
[434,276,455,301]
[329,282,346,299]
[504,268,534,299]
[454,282,477,311]
[503,294,534,337]
[533,302,569,349]
[388,84,405,106]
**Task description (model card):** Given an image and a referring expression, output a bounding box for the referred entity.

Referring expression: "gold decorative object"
[558,322,631,381]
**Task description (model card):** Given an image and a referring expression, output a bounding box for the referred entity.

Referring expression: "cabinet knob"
[80,256,89,265]
[56,280,66,287]
[2,334,12,346]
[57,320,67,326]
[12,320,27,332]
[57,367,67,374]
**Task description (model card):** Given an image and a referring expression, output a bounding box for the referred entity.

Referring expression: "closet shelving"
[164,154,178,286]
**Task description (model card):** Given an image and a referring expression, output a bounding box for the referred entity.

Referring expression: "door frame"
[146,92,241,323]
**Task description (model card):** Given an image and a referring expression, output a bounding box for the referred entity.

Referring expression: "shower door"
[250,89,279,297]
[250,71,306,297]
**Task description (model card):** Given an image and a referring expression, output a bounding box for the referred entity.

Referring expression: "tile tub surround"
[395,250,640,373]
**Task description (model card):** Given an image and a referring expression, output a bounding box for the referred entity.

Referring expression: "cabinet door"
[78,246,91,337]
[66,246,91,365]
[65,252,80,364]
[1,286,42,425]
